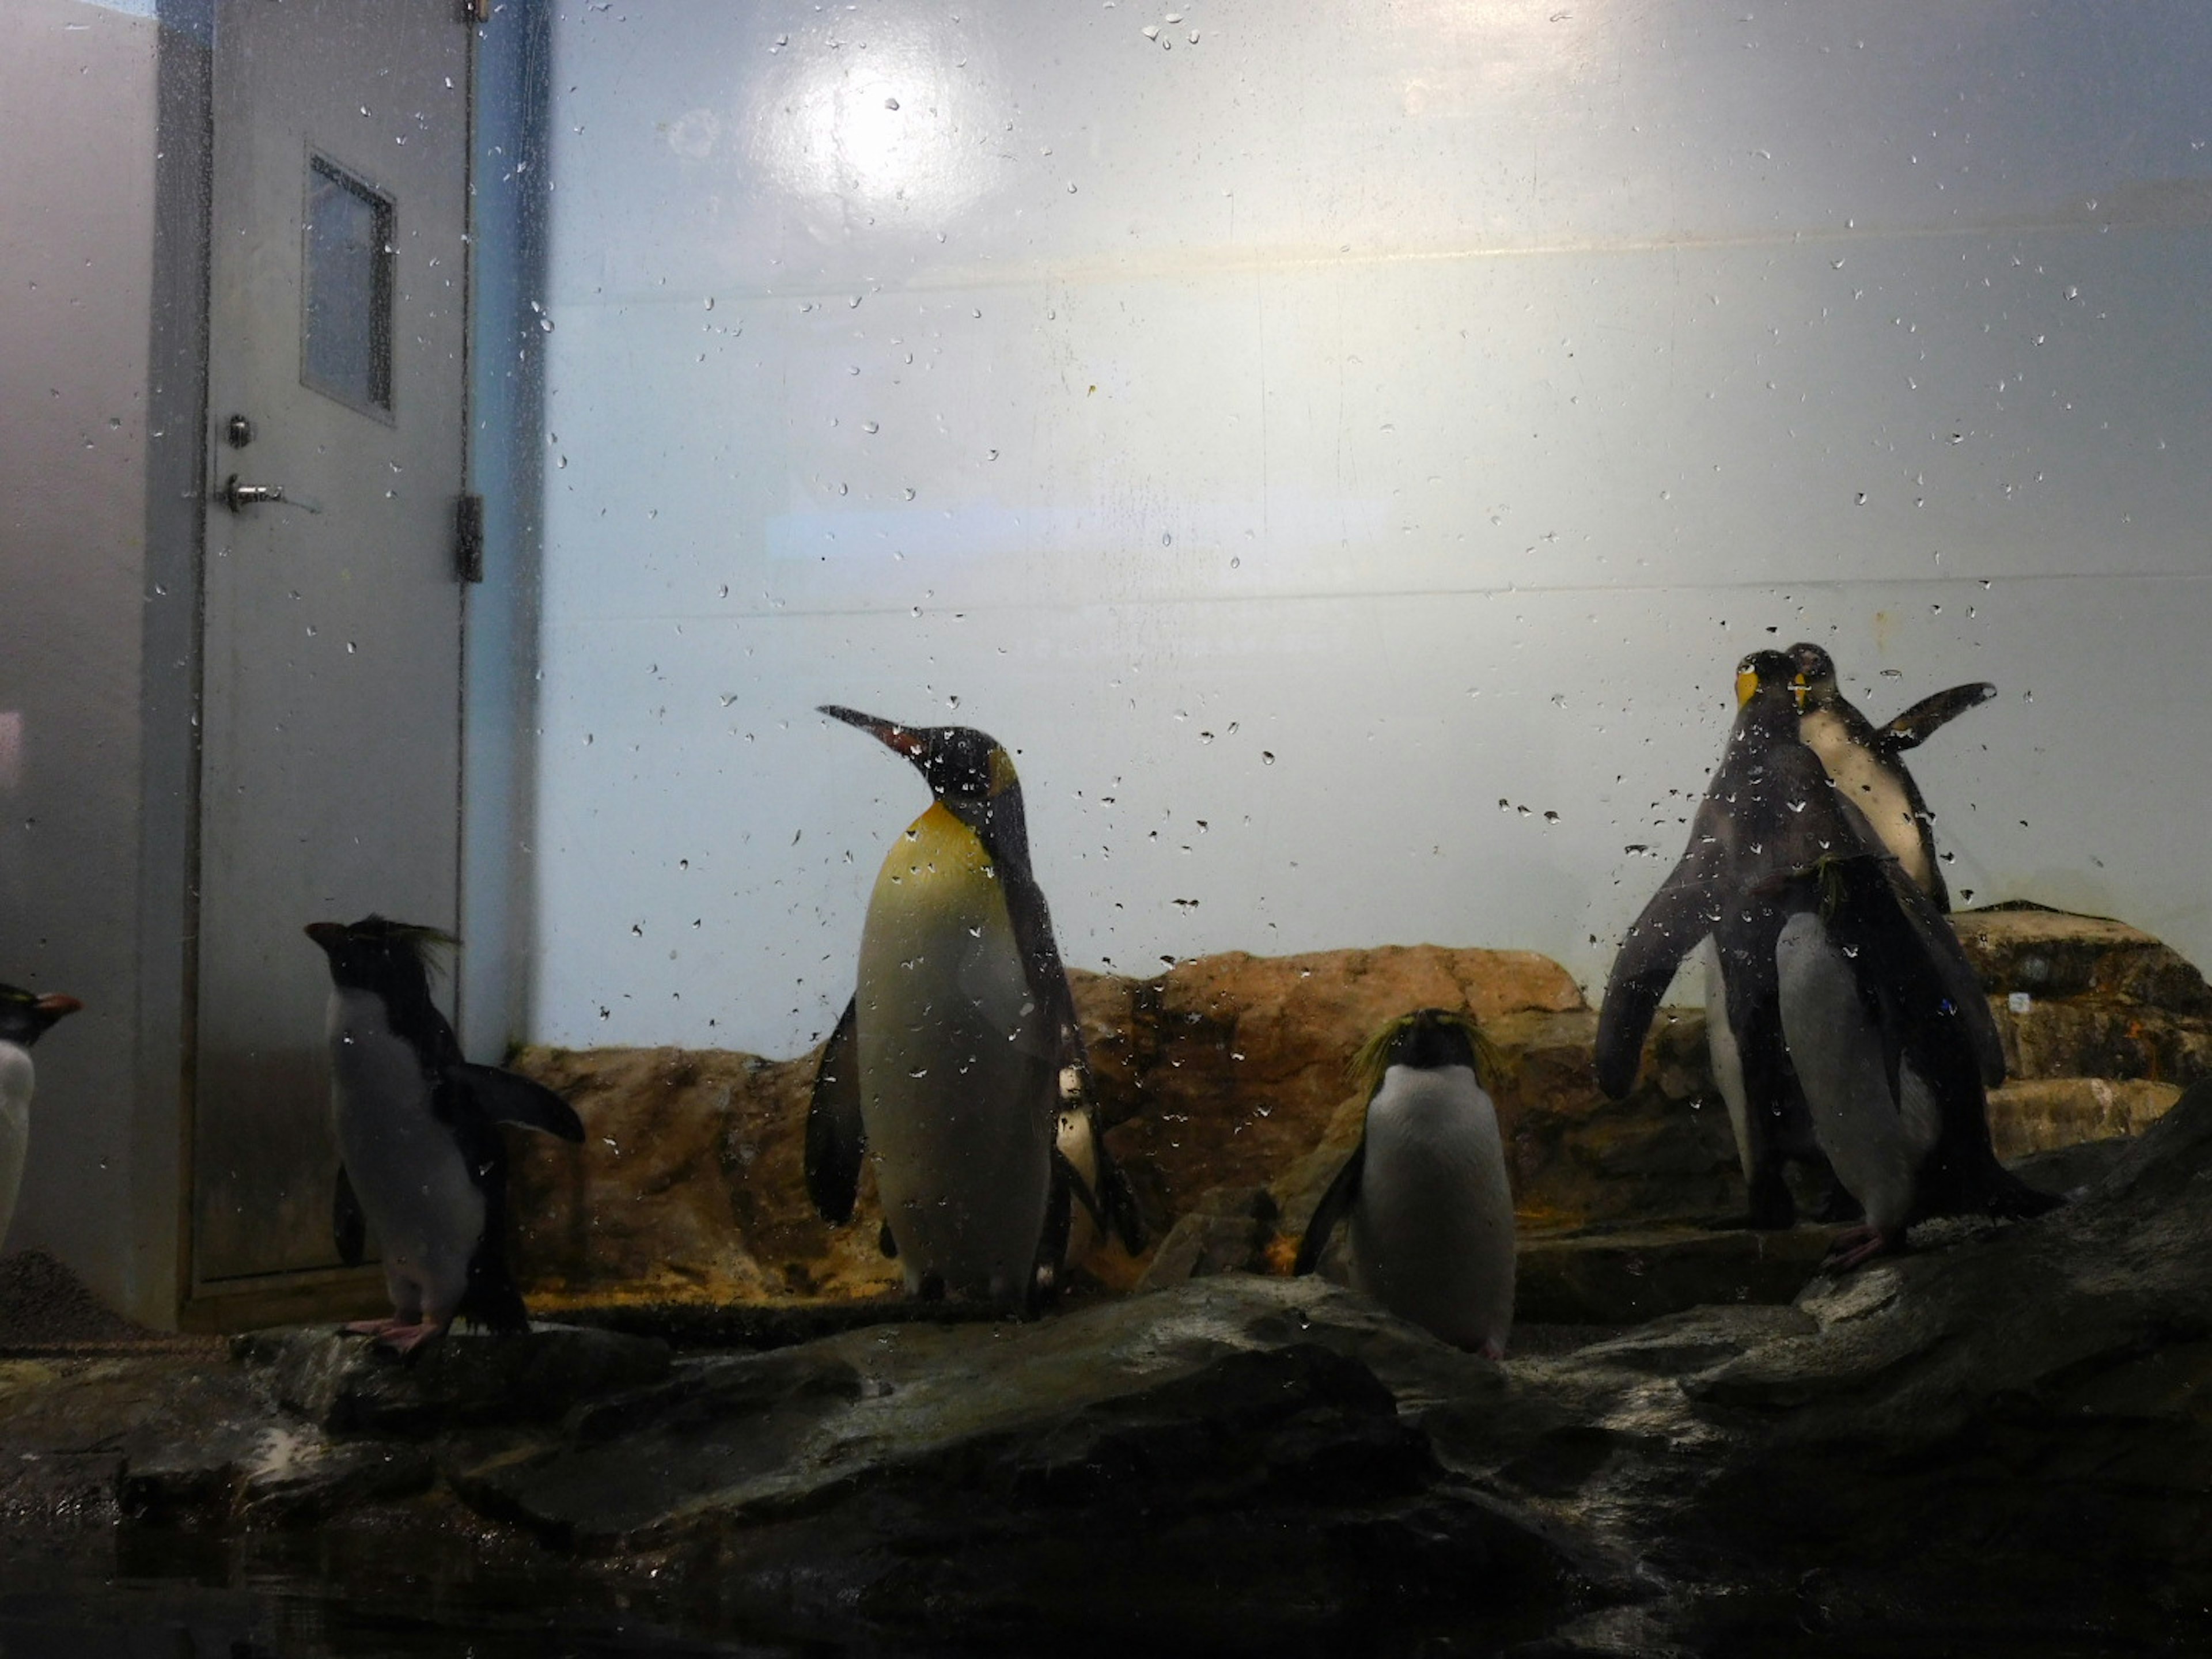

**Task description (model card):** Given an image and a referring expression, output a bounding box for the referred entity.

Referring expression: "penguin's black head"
[819,704,1022,833]
[1734,649,1807,721]
[1350,1007,1499,1097]
[1786,641,1840,710]
[0,983,81,1048]
[305,915,456,998]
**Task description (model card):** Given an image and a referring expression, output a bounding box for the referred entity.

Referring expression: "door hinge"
[455,493,486,583]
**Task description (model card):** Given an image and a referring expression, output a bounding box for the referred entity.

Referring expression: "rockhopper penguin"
[1787,642,1994,911]
[806,705,1142,1309]
[306,917,584,1352]
[0,983,81,1250]
[1294,1009,1516,1358]
[1600,655,2053,1268]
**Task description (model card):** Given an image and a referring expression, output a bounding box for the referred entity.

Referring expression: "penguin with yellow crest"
[1294,1008,1516,1358]
[806,705,1142,1308]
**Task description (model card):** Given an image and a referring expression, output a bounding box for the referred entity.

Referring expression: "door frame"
[159,0,546,1334]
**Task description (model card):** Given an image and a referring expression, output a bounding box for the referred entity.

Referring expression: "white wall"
[534,0,2212,1058]
[0,0,194,1325]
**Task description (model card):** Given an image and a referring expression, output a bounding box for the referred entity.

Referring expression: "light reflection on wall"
[532,2,2212,1056]
[737,14,1004,234]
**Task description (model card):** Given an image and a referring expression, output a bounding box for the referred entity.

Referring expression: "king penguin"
[0,983,81,1251]
[1600,656,2051,1266]
[1601,653,1842,1226]
[1788,642,1994,911]
[1294,1009,1516,1358]
[306,916,584,1352]
[806,706,1142,1309]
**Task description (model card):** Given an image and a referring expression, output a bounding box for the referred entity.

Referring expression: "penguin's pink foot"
[377,1320,450,1355]
[1478,1339,1506,1362]
[342,1317,412,1339]
[1823,1225,1900,1272]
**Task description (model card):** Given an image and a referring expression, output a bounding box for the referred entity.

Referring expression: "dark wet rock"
[554,1293,1010,1352]
[447,1275,1608,1649]
[237,1322,672,1435]
[233,1430,435,1522]
[1516,1224,1834,1325]
[451,1276,1508,1550]
[1660,1078,2212,1648]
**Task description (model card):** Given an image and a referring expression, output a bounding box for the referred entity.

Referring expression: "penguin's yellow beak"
[819,703,927,762]
[1734,668,1760,707]
[1790,672,1810,711]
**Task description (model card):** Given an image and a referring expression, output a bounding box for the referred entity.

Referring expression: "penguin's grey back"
[1347,1062,1515,1355]
[856,800,1055,1301]
[327,986,484,1305]
[1774,911,1944,1234]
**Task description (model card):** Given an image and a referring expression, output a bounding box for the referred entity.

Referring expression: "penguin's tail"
[459,1256,533,1336]
[1916,1141,2066,1224]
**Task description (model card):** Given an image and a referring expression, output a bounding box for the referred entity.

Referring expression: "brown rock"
[1986,1078,2184,1162]
[1112,945,1585,1218]
[501,916,2206,1313]
[1954,903,2212,1012]
[504,1045,897,1305]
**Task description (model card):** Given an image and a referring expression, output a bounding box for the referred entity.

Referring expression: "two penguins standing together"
[307,640,2049,1359]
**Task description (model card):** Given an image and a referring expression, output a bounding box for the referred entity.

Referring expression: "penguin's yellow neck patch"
[896,800,994,876]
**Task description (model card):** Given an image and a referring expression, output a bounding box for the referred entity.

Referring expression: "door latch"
[217,473,286,512]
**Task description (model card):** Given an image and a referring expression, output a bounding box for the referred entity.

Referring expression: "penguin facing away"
[805,705,1143,1310]
[1787,641,1995,910]
[1599,652,1847,1228]
[0,983,82,1251]
[305,917,584,1353]
[1294,1009,1516,1358]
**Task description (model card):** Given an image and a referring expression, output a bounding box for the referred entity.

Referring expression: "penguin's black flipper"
[333,1165,367,1266]
[1875,855,2007,1090]
[1096,1142,1149,1255]
[458,1065,585,1142]
[1596,831,1726,1097]
[1293,1139,1366,1276]
[805,997,866,1225]
[1878,681,1997,754]
[434,1074,533,1337]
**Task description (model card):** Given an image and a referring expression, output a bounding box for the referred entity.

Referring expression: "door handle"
[218,473,286,512]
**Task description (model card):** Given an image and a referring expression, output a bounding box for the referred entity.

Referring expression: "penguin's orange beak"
[1734,668,1760,707]
[35,995,81,1019]
[819,703,927,761]
[305,921,347,949]
[1789,673,1810,711]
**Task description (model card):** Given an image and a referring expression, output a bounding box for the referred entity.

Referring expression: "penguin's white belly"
[857,810,1053,1301]
[327,988,483,1316]
[1801,711,1931,891]
[1702,944,1754,1183]
[1774,912,1941,1233]
[0,1044,34,1249]
[1347,1066,1516,1354]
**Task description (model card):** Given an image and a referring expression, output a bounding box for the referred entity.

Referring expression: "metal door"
[194,0,472,1290]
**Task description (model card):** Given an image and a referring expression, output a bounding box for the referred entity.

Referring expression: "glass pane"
[301,156,392,412]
